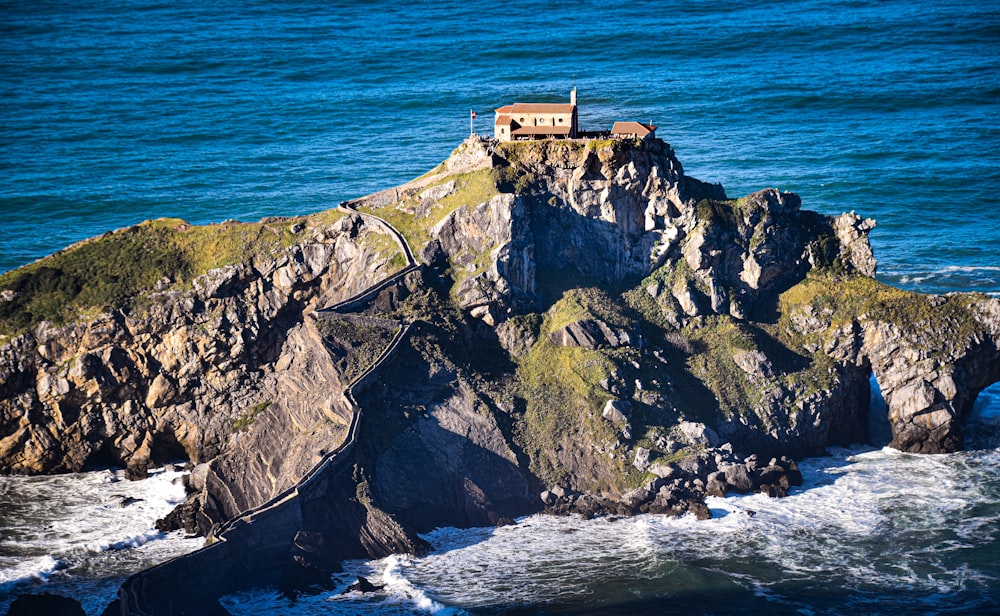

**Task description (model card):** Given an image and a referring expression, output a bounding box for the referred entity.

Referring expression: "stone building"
[494,88,578,141]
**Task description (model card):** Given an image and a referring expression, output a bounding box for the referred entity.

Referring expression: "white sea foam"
[884,264,1000,297]
[247,444,995,615]
[0,466,202,613]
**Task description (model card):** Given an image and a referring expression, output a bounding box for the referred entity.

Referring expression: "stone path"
[120,206,419,615]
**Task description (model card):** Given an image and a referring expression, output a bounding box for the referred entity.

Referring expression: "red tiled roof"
[611,121,657,137]
[495,115,515,126]
[494,105,514,114]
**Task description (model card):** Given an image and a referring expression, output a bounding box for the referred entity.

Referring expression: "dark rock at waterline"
[100,598,232,616]
[117,496,143,508]
[155,499,200,534]
[124,461,148,481]
[279,531,341,597]
[99,599,121,616]
[345,576,384,594]
[6,593,85,616]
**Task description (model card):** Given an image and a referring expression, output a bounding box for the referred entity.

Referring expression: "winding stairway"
[119,205,420,614]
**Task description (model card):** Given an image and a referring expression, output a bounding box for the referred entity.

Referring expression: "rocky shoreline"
[1,136,998,614]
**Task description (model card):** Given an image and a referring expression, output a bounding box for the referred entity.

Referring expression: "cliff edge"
[1,136,998,613]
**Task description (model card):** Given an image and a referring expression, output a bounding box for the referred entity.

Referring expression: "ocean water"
[0,467,200,614]
[1,0,999,613]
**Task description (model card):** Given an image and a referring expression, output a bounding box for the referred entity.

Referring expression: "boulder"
[633,447,653,471]
[676,421,720,447]
[602,399,631,424]
[345,576,384,594]
[550,319,631,350]
[719,462,754,493]
[706,471,728,497]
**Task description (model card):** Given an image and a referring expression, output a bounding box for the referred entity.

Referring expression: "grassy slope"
[0,210,344,339]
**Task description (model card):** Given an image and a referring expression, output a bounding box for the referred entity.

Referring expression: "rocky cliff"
[1,136,998,613]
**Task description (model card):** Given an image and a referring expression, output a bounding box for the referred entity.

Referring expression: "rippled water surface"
[1,0,999,613]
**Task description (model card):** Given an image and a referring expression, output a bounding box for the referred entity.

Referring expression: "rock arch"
[862,298,1000,454]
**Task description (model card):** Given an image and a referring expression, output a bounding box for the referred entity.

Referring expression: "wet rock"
[6,593,85,616]
[124,460,148,481]
[117,496,143,508]
[345,576,384,594]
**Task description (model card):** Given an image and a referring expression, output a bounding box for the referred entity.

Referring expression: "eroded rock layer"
[1,137,998,614]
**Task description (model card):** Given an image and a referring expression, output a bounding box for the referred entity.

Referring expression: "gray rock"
[602,399,631,424]
[633,447,653,471]
[677,421,720,447]
[732,350,775,380]
[742,188,801,215]
[706,471,727,497]
[719,462,754,493]
[550,319,631,350]
[648,462,676,479]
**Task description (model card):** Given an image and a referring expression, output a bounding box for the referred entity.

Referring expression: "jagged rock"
[495,318,538,358]
[833,212,878,277]
[345,576,384,594]
[732,350,775,380]
[741,188,801,214]
[676,421,720,447]
[550,318,631,350]
[602,399,631,424]
[0,212,394,481]
[3,136,999,614]
[633,447,653,471]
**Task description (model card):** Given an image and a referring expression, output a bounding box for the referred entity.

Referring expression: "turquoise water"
[1,1,999,613]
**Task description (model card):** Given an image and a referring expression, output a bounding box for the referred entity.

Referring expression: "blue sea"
[1,0,999,613]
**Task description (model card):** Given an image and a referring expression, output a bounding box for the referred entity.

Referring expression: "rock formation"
[0,136,998,614]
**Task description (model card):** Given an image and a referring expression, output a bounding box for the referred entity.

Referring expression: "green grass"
[513,288,649,492]
[358,169,501,256]
[777,272,988,360]
[0,211,348,339]
[232,400,272,432]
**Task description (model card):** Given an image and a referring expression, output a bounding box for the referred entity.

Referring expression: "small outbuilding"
[611,121,657,141]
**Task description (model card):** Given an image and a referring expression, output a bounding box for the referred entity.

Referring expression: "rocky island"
[1,137,998,614]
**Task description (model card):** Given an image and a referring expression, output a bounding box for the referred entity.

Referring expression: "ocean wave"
[278,445,998,615]
[0,554,62,586]
[0,466,201,609]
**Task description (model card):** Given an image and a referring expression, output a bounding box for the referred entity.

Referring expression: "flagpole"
[470,109,474,137]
